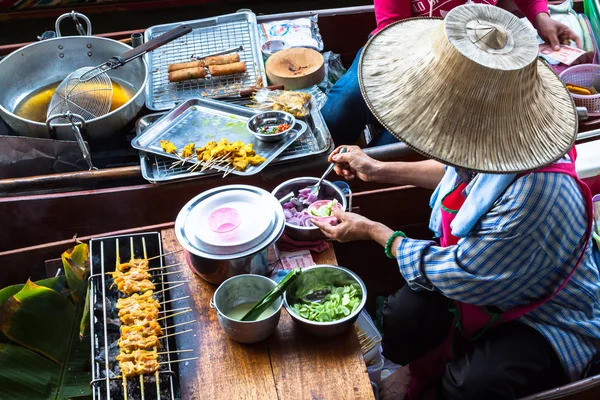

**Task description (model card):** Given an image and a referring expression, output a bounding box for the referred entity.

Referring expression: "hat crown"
[466,20,508,50]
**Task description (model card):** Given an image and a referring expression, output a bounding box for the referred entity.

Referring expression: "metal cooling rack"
[144,11,266,111]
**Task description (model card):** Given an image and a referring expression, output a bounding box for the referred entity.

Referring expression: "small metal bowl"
[283,265,367,337]
[211,274,283,343]
[272,177,348,241]
[247,111,296,142]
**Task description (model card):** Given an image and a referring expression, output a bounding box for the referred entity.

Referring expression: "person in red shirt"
[321,0,581,147]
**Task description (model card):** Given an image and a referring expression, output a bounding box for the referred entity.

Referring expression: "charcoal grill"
[88,232,196,400]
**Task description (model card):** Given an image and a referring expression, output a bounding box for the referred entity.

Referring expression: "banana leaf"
[0,276,70,307]
[0,337,91,399]
[0,343,61,399]
[61,243,89,304]
[0,280,76,365]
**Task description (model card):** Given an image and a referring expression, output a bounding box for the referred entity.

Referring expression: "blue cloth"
[397,168,600,381]
[321,47,399,147]
[428,169,517,238]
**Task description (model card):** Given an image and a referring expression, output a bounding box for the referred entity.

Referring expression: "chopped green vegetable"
[291,284,361,323]
[310,199,339,217]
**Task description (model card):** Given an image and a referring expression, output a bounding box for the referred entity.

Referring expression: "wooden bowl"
[265,48,325,90]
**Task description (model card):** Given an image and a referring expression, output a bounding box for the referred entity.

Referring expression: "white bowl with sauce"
[210,274,282,343]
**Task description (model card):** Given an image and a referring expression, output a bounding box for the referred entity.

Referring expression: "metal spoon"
[310,147,347,196]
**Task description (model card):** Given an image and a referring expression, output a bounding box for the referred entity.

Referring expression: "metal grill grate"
[145,13,265,111]
[89,233,195,400]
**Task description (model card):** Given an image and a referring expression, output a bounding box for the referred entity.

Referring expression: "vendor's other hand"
[534,13,582,50]
[328,145,381,182]
[311,209,374,243]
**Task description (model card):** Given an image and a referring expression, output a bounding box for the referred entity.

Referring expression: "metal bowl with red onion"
[271,177,347,241]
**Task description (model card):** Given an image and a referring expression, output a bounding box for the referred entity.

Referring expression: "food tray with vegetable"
[136,97,332,183]
[132,98,304,178]
[144,11,266,111]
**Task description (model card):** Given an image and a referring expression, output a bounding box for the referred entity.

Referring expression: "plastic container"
[208,207,241,233]
[559,64,600,115]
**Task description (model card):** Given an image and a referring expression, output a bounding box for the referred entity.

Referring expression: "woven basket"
[560,64,600,115]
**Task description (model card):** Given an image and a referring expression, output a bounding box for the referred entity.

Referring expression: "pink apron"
[405,148,595,399]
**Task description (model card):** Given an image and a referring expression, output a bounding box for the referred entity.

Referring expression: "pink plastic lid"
[207,207,241,233]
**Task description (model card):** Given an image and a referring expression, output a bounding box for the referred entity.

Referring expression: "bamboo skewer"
[165,320,196,330]
[159,306,190,314]
[160,329,194,340]
[157,309,192,321]
[154,283,185,294]
[159,356,199,365]
[158,349,193,356]
[147,250,183,261]
[147,262,183,272]
[160,296,190,305]
[163,280,190,285]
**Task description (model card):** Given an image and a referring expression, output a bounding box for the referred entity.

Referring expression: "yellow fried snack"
[194,138,264,171]
[180,142,195,158]
[160,140,177,154]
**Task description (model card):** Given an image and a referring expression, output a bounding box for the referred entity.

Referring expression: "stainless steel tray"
[132,98,305,177]
[144,11,266,111]
[136,98,332,183]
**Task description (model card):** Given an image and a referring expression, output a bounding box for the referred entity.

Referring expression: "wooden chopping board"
[266,48,325,90]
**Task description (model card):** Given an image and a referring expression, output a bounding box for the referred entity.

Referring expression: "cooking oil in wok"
[13,79,136,123]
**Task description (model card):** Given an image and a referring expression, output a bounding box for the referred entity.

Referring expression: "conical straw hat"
[359,4,577,173]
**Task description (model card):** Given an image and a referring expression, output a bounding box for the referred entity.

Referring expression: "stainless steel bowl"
[247,111,296,142]
[283,265,367,337]
[211,274,282,343]
[271,177,348,241]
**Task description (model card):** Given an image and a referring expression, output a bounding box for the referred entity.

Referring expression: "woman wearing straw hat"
[312,4,600,399]
[321,0,582,148]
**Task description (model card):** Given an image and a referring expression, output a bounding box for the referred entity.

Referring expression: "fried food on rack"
[180,142,195,158]
[116,349,160,378]
[119,357,160,378]
[118,303,160,325]
[121,320,164,338]
[160,140,177,154]
[116,258,149,273]
[112,267,151,287]
[118,332,161,352]
[115,278,155,296]
[116,291,159,310]
[193,138,265,172]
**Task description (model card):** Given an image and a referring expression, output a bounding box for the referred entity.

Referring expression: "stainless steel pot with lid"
[175,185,285,284]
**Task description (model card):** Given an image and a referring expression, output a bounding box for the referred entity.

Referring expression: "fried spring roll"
[168,67,207,82]
[168,60,204,73]
[203,53,240,66]
[208,61,246,77]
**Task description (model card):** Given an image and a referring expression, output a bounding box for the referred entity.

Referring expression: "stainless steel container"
[283,265,367,337]
[271,177,348,241]
[0,13,148,141]
[175,185,285,284]
[211,274,282,343]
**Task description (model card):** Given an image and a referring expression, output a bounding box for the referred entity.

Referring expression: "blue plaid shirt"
[397,171,600,381]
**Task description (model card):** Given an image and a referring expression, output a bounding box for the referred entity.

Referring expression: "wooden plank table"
[160,228,374,400]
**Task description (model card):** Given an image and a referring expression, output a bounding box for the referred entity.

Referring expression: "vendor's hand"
[534,13,582,50]
[329,145,382,182]
[311,209,375,243]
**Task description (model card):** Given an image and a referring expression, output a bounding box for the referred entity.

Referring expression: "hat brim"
[358,17,578,174]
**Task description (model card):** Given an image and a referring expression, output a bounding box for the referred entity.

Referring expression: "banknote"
[539,44,586,66]
[280,250,315,270]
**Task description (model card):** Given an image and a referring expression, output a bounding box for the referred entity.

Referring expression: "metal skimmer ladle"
[46,24,192,170]
[309,147,347,197]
